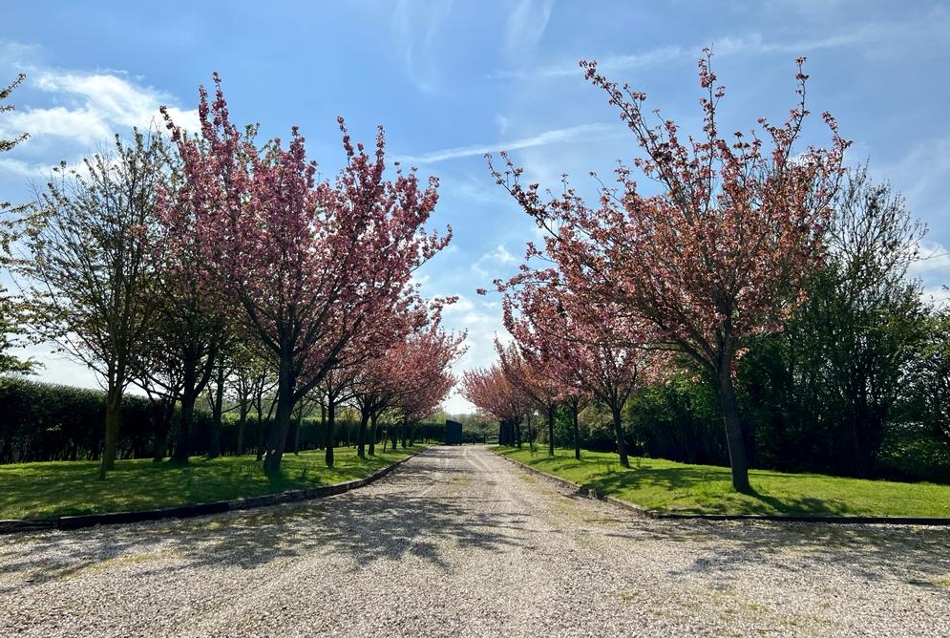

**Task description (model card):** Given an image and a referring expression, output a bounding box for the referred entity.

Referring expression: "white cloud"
[396,122,614,165]
[0,156,52,180]
[0,67,200,151]
[472,244,521,278]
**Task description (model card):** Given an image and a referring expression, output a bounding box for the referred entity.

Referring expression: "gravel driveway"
[1,445,948,637]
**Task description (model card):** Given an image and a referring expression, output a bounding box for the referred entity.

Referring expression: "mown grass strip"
[0,447,416,520]
[495,447,950,518]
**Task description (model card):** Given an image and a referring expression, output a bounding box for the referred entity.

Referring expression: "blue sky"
[1,0,949,413]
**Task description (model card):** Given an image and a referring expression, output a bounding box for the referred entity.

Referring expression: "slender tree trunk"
[173,358,200,463]
[100,379,123,477]
[357,411,369,458]
[153,398,175,463]
[547,404,556,457]
[236,402,249,457]
[610,402,629,469]
[318,402,326,449]
[572,399,581,461]
[324,397,336,467]
[293,417,301,455]
[389,422,398,451]
[208,364,226,458]
[369,413,379,456]
[264,351,294,476]
[717,356,751,493]
[173,391,197,463]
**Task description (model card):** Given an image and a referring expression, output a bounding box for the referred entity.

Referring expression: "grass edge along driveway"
[0,447,418,520]
[495,446,950,518]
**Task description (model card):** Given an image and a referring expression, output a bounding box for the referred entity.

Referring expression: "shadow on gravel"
[601,518,950,587]
[0,449,528,588]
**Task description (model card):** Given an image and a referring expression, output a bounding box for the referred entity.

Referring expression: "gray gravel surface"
[1,445,948,637]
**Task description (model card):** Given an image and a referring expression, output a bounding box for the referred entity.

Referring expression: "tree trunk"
[389,422,398,451]
[293,417,301,455]
[369,413,379,456]
[324,397,336,467]
[236,402,249,457]
[173,358,200,464]
[357,411,369,458]
[610,402,630,469]
[264,353,294,476]
[99,381,123,477]
[153,398,175,463]
[718,358,751,493]
[173,391,197,463]
[572,399,581,461]
[208,364,226,458]
[547,404,556,457]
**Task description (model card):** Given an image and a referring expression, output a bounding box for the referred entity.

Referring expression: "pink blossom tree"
[490,52,847,491]
[162,75,451,475]
[497,267,661,468]
[460,363,532,446]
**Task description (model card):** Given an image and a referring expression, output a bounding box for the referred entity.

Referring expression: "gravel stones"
[1,446,948,637]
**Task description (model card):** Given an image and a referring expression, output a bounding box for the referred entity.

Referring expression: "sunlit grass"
[0,447,416,520]
[496,447,950,518]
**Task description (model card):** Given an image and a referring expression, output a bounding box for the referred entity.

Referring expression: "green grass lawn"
[0,447,416,520]
[496,446,950,518]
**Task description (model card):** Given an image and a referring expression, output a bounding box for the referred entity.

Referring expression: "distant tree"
[491,51,847,491]
[494,339,560,456]
[162,75,451,475]
[16,131,168,476]
[460,363,532,446]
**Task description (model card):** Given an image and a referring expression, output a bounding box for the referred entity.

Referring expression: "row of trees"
[0,74,465,476]
[463,52,949,489]
[0,377,460,464]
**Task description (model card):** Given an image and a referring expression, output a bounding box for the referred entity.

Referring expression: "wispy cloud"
[491,8,950,81]
[506,0,555,56]
[396,122,614,165]
[909,240,950,280]
[491,45,683,80]
[391,0,455,94]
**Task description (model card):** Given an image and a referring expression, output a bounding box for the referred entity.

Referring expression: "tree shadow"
[0,450,530,592]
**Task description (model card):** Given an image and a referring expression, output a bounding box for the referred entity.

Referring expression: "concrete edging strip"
[498,452,950,526]
[0,449,420,535]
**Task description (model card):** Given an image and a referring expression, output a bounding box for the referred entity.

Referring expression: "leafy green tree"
[741,167,928,477]
[15,130,168,476]
[1,73,33,375]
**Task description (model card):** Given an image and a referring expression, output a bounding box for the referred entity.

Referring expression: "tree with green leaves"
[1,73,33,376]
[15,130,168,476]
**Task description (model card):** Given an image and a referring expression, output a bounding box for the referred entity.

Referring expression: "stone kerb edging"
[0,450,421,535]
[499,453,950,526]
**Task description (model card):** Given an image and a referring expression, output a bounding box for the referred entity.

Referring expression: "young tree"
[162,76,451,475]
[491,52,847,491]
[16,130,168,476]
[1,73,33,375]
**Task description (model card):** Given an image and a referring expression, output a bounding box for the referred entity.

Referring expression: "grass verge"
[0,447,417,520]
[495,446,950,518]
